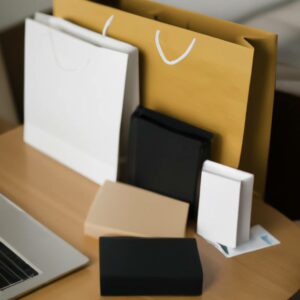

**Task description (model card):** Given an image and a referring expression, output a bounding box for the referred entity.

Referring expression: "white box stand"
[197,160,254,248]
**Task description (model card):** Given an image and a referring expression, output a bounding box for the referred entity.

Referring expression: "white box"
[197,160,254,248]
[24,14,139,184]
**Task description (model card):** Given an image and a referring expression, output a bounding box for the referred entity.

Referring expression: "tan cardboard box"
[85,181,189,238]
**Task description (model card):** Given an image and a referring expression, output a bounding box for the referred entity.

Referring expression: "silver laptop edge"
[0,193,89,300]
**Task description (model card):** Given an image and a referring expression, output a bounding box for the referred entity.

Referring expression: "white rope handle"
[49,30,90,72]
[102,15,114,36]
[155,30,196,65]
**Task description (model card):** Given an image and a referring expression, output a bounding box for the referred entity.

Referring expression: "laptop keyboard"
[0,241,39,291]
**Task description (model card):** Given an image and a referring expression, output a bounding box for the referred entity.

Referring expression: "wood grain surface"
[0,127,299,300]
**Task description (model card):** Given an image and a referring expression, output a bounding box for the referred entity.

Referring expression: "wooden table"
[0,127,299,300]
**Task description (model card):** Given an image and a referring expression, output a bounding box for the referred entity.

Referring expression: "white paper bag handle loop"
[49,30,90,71]
[155,30,196,65]
[102,15,114,36]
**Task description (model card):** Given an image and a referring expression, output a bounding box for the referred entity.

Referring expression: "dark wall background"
[1,23,25,122]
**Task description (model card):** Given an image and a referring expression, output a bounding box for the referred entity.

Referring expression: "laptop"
[0,193,89,300]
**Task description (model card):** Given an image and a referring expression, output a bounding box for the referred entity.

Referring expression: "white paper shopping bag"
[34,13,140,173]
[197,160,254,248]
[24,14,139,184]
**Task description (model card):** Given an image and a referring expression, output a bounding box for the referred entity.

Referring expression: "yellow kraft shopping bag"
[54,0,277,197]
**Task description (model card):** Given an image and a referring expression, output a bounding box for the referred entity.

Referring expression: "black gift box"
[100,237,203,296]
[127,106,213,217]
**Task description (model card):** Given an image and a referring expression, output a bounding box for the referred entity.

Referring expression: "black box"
[100,237,203,296]
[127,106,213,217]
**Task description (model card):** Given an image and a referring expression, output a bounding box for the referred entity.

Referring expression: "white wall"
[0,0,52,32]
[0,0,53,125]
[152,0,286,21]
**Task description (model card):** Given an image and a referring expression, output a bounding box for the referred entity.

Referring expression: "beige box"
[85,181,189,238]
